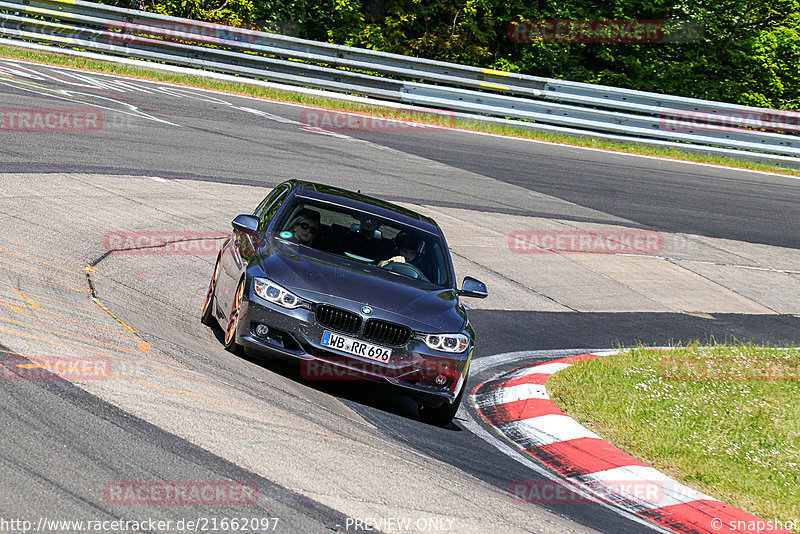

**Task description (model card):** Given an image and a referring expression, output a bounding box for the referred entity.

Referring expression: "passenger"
[284,209,320,245]
[378,232,423,267]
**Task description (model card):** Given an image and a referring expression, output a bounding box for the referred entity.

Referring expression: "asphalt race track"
[1,57,798,534]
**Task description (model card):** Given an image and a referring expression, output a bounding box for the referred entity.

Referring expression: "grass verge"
[1,41,799,178]
[547,343,800,524]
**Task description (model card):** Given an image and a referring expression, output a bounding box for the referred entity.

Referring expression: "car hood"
[258,242,466,333]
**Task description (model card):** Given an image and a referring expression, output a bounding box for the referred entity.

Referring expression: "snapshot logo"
[104,481,259,506]
[660,109,800,135]
[0,108,102,132]
[103,231,228,256]
[0,355,111,381]
[300,109,454,133]
[717,518,799,533]
[508,19,703,44]
[660,356,800,382]
[508,230,663,255]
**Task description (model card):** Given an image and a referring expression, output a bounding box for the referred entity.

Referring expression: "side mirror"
[231,214,259,233]
[458,277,488,299]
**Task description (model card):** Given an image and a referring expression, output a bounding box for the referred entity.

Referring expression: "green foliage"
[120,0,800,109]
[146,0,256,25]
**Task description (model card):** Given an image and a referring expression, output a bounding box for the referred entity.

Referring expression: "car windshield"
[273,199,453,288]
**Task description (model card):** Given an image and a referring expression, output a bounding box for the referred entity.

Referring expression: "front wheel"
[223,279,245,354]
[418,379,466,427]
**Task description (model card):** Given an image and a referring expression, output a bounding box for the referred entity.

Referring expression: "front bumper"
[236,293,471,405]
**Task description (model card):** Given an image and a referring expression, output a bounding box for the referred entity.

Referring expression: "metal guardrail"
[1,0,798,167]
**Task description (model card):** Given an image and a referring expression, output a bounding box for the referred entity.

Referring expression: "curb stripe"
[499,415,602,448]
[530,437,649,477]
[478,382,549,406]
[638,499,777,534]
[481,398,564,425]
[521,361,573,375]
[573,465,717,512]
[473,350,792,534]
[501,372,551,388]
[473,384,546,409]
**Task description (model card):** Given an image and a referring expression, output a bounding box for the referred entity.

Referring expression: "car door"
[217,185,291,318]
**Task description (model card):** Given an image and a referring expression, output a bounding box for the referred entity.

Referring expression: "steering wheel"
[381,261,429,282]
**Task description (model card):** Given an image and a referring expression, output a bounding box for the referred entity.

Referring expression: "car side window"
[255,187,289,233]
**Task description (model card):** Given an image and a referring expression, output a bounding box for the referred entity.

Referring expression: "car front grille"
[315,304,361,334]
[363,319,412,347]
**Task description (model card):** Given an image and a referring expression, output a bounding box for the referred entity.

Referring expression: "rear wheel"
[418,378,466,427]
[223,279,245,354]
[201,255,221,326]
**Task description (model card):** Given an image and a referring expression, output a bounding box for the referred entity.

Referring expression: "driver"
[378,232,422,268]
[284,208,320,245]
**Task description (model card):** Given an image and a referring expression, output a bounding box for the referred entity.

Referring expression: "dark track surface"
[0,347,358,533]
[1,60,799,249]
[338,130,800,249]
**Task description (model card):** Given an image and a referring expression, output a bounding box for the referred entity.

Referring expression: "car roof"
[287,180,442,234]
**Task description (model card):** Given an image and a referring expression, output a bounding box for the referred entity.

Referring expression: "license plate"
[321,331,392,362]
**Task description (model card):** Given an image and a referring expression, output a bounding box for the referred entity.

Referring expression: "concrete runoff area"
[407,204,800,314]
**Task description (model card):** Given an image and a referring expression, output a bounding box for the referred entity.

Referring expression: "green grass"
[548,343,800,523]
[1,42,799,178]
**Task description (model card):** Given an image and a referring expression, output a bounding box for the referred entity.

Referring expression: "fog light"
[255,324,270,337]
[435,374,448,386]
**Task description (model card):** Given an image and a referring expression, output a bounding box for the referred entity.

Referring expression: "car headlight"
[253,278,305,309]
[418,333,469,353]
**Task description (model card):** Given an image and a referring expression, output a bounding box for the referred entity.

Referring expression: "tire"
[418,378,466,427]
[223,279,245,354]
[201,255,222,326]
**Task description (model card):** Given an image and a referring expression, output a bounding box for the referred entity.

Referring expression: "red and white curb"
[472,351,791,534]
